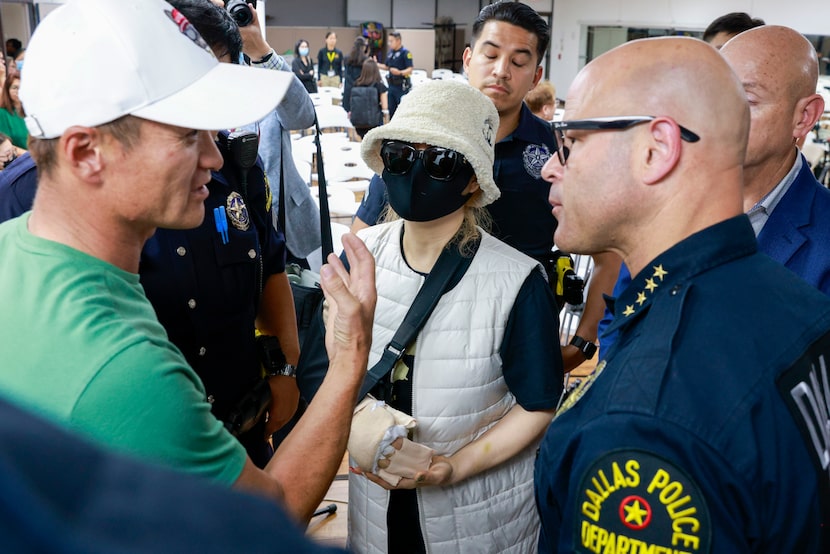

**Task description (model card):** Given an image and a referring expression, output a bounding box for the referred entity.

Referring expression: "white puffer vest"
[349,220,543,554]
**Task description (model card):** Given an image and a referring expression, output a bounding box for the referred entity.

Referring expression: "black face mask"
[382,159,475,222]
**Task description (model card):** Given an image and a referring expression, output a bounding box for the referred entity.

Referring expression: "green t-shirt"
[0,214,246,485]
[0,107,28,149]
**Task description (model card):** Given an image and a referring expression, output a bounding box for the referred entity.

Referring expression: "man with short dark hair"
[535,36,830,552]
[465,1,617,369]
[5,38,22,60]
[463,0,555,268]
[379,31,413,117]
[702,11,764,49]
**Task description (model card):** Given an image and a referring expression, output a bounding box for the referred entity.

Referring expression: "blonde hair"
[525,80,557,116]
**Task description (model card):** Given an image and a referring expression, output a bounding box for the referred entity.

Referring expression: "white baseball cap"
[20,0,292,139]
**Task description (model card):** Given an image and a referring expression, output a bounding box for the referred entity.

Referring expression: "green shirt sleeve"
[71,339,247,486]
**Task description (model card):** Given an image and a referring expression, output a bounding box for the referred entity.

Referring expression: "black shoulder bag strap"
[358,238,479,400]
[278,114,333,260]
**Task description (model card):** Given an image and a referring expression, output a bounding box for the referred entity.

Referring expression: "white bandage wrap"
[349,397,435,486]
[349,396,417,474]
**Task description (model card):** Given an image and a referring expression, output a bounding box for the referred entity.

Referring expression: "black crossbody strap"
[358,238,479,400]
[278,114,333,260]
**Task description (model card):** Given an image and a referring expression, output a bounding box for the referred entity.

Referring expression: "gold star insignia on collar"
[636,291,647,305]
[653,264,668,281]
[623,304,635,316]
[644,278,658,292]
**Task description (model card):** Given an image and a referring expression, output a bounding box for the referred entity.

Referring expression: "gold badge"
[226,191,250,231]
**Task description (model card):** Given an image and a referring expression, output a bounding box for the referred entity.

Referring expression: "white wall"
[549,0,830,99]
[0,3,31,48]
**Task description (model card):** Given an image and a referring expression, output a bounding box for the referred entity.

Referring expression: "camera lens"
[226,0,253,27]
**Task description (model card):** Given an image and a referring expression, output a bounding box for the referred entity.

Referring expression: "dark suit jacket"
[757,154,830,295]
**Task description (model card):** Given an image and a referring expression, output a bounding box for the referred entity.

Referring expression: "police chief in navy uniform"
[536,37,830,552]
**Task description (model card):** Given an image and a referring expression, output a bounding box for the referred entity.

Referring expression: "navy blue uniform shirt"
[385,46,413,84]
[0,152,36,223]
[355,173,388,225]
[535,216,830,553]
[488,104,557,261]
[140,140,286,424]
[0,394,342,553]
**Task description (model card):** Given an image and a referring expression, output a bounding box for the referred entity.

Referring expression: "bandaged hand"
[348,396,433,486]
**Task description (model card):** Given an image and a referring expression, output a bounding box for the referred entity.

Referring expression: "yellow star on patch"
[623,500,649,526]
[623,305,635,316]
[653,264,668,281]
[636,291,647,305]
[645,278,658,292]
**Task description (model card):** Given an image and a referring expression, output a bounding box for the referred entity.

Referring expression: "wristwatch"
[569,335,597,360]
[268,363,297,378]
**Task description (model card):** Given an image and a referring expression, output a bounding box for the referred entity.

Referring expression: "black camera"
[226,0,256,27]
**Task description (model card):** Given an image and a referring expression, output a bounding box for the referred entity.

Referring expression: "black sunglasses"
[380,140,468,181]
[550,116,701,165]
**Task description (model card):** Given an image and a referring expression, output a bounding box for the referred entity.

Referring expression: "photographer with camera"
[229,0,321,266]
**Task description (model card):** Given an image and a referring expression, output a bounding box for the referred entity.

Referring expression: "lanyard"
[326,51,337,65]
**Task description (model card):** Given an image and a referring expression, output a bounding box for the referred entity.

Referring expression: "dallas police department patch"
[226,191,251,231]
[575,450,711,554]
[165,8,214,57]
[523,143,551,179]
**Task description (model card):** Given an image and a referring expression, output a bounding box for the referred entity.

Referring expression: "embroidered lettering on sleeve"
[575,450,712,554]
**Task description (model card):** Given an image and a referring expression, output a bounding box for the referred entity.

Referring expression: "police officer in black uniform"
[379,31,413,118]
[139,0,300,468]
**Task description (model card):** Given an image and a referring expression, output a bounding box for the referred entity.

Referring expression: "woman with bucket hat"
[345,79,563,553]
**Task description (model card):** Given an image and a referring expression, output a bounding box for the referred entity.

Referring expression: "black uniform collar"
[604,215,757,336]
[499,103,553,145]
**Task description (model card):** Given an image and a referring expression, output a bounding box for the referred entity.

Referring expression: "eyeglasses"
[380,140,468,181]
[550,116,700,166]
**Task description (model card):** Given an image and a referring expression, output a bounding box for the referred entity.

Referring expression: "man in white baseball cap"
[0,0,377,525]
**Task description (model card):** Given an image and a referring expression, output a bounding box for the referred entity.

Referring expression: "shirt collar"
[499,103,554,145]
[604,215,757,336]
[747,151,801,236]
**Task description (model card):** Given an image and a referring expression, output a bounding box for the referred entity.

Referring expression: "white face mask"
[299,47,309,57]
